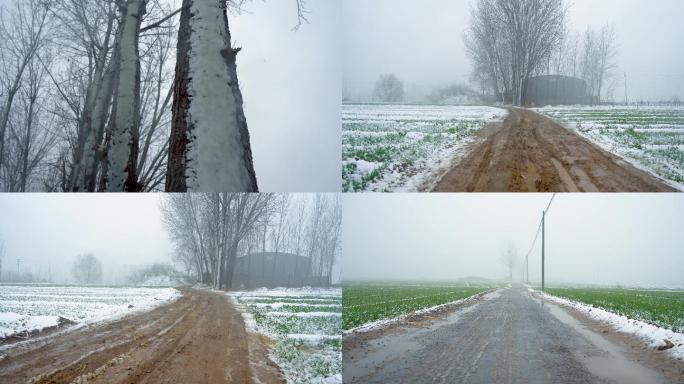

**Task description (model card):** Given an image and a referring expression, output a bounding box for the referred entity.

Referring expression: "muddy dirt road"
[433,108,676,192]
[0,287,283,384]
[343,285,683,384]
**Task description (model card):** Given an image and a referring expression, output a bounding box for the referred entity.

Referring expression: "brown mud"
[433,108,676,192]
[0,287,284,384]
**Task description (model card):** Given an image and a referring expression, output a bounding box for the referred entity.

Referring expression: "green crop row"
[342,283,493,331]
[545,109,684,126]
[545,287,684,333]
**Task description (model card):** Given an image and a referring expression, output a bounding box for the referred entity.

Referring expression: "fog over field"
[0,194,170,284]
[342,194,684,287]
[343,0,684,102]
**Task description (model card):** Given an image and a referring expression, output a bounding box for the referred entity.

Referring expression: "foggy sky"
[227,0,341,192]
[0,194,171,284]
[342,194,684,288]
[343,0,684,102]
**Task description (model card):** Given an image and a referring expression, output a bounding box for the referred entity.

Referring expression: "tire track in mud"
[0,287,284,384]
[433,108,676,192]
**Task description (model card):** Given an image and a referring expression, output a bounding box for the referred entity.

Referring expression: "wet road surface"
[343,285,671,384]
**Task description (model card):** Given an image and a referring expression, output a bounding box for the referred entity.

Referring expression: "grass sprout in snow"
[342,104,507,191]
[534,105,684,188]
[230,288,341,384]
[342,282,495,331]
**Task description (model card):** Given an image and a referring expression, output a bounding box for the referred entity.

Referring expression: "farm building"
[233,252,326,288]
[525,75,588,106]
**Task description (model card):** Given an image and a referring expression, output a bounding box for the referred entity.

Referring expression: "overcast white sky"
[343,0,684,102]
[0,194,170,283]
[342,194,684,288]
[227,0,341,192]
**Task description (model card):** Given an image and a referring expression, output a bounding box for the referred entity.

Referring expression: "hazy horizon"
[342,194,684,288]
[0,194,171,284]
[343,0,684,102]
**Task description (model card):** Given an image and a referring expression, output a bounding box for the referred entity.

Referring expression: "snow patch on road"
[538,290,684,360]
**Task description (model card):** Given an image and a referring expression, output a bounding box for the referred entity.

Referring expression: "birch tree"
[106,0,147,191]
[0,0,308,191]
[166,0,257,192]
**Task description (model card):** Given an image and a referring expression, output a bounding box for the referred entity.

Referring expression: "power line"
[544,193,556,214]
[525,193,556,284]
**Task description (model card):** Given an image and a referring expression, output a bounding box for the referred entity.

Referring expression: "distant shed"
[233,252,325,288]
[525,75,587,106]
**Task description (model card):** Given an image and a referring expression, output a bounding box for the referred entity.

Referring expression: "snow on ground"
[0,284,180,339]
[345,288,502,335]
[229,287,342,384]
[342,104,507,192]
[537,289,684,360]
[533,105,684,190]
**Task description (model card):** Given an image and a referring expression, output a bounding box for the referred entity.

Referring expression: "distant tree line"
[465,0,617,105]
[160,193,341,290]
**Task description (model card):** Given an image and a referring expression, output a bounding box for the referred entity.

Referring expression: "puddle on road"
[542,298,665,384]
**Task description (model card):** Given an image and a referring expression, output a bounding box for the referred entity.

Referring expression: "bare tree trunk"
[19,88,38,191]
[224,241,239,289]
[83,50,119,191]
[166,0,257,192]
[106,0,146,191]
[0,84,21,172]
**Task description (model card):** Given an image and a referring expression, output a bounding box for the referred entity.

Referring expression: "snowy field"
[538,288,684,360]
[342,104,507,192]
[534,105,684,190]
[230,287,342,384]
[0,284,180,339]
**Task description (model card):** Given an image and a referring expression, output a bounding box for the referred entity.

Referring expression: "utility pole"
[525,252,529,284]
[541,211,545,292]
